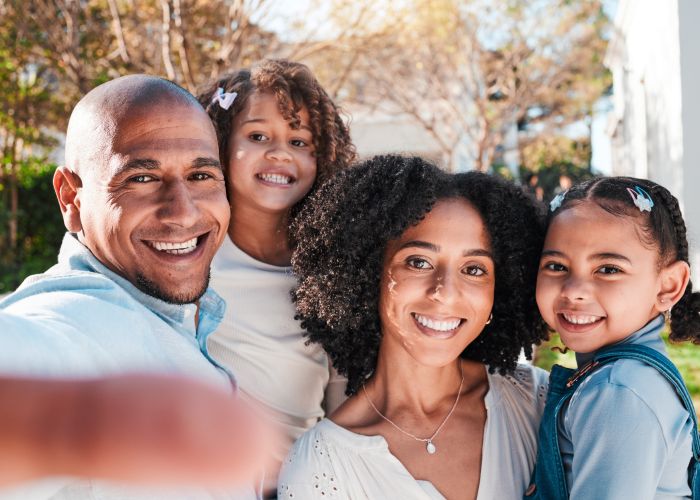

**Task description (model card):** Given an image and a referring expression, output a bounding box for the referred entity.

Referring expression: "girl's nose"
[265,142,293,163]
[560,275,591,302]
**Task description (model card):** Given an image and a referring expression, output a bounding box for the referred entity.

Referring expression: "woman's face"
[226,91,317,214]
[378,198,495,367]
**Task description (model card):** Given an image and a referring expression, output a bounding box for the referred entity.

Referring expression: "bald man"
[0,76,266,498]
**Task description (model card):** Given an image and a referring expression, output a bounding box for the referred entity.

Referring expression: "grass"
[533,330,700,411]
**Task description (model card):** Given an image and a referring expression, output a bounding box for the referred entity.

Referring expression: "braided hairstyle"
[550,176,700,343]
[291,155,548,395]
[196,59,356,218]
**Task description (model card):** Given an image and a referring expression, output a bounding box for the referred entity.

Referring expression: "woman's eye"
[406,257,432,270]
[463,265,486,276]
[250,133,268,142]
[544,262,567,272]
[597,265,622,275]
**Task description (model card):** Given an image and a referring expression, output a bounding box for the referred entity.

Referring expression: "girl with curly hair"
[527,177,700,499]
[278,155,549,499]
[196,60,356,482]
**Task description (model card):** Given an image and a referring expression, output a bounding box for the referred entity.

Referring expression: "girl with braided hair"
[196,60,356,489]
[527,176,700,499]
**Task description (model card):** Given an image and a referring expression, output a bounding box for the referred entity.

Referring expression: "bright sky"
[261,0,619,174]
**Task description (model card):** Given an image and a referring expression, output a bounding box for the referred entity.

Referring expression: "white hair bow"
[212,87,237,110]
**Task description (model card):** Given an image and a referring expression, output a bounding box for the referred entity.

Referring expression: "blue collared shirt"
[0,233,232,389]
[559,315,694,499]
[0,234,253,499]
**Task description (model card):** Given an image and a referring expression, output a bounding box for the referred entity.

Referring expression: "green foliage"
[0,165,64,292]
[518,135,595,201]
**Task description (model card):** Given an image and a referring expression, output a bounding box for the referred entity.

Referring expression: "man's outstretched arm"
[0,374,274,489]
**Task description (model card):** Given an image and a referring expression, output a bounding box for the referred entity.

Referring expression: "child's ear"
[655,260,691,311]
[53,166,83,233]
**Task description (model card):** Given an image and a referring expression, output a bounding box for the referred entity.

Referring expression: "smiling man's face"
[67,101,229,303]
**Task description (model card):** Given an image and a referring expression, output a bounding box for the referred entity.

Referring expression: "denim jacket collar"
[576,314,666,367]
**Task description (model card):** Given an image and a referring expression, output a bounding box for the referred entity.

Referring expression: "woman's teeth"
[561,313,601,325]
[413,313,462,332]
[150,237,198,255]
[258,173,292,185]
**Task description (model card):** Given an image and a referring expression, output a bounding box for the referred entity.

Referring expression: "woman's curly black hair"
[550,176,700,343]
[196,59,356,218]
[291,155,549,395]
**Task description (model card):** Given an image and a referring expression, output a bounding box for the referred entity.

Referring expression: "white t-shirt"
[278,364,548,500]
[208,235,346,453]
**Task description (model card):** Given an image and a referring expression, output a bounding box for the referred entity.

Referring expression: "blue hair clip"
[550,191,566,212]
[626,186,654,212]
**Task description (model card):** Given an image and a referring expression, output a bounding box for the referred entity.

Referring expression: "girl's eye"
[406,257,432,270]
[597,265,622,275]
[250,133,268,142]
[463,265,486,276]
[543,262,567,272]
[290,139,310,148]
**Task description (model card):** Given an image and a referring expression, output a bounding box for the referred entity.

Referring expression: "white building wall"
[606,0,700,275]
[678,0,700,274]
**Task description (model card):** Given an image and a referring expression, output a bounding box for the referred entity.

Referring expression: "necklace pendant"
[426,440,437,454]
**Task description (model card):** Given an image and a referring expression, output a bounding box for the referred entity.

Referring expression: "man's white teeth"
[562,313,600,325]
[150,237,198,255]
[413,314,462,332]
[258,173,292,185]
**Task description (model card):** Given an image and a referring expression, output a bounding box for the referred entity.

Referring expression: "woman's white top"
[207,235,346,456]
[278,364,548,500]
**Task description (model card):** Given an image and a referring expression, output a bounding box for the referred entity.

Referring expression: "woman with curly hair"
[196,60,356,484]
[278,155,549,499]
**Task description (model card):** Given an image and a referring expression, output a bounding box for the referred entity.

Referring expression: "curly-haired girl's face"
[226,91,317,214]
[378,198,495,367]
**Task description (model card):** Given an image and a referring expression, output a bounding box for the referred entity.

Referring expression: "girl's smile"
[227,91,317,214]
[536,201,664,353]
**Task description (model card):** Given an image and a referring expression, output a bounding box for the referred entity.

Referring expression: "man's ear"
[655,260,690,312]
[53,166,83,233]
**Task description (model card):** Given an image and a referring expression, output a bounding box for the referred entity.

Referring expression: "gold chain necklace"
[362,362,464,455]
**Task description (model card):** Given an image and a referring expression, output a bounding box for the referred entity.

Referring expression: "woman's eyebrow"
[397,240,438,252]
[397,241,493,259]
[464,249,493,259]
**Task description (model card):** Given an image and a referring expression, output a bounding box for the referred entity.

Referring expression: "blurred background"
[0,0,698,394]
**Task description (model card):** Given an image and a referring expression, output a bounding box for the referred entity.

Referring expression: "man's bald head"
[54,74,228,304]
[65,75,207,175]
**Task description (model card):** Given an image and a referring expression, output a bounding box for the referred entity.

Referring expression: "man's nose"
[157,180,202,227]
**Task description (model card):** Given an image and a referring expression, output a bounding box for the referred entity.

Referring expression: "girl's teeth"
[259,173,292,185]
[150,237,198,254]
[413,314,462,332]
[562,313,600,325]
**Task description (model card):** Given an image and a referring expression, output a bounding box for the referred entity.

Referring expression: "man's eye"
[190,172,212,181]
[406,257,432,270]
[129,175,156,183]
